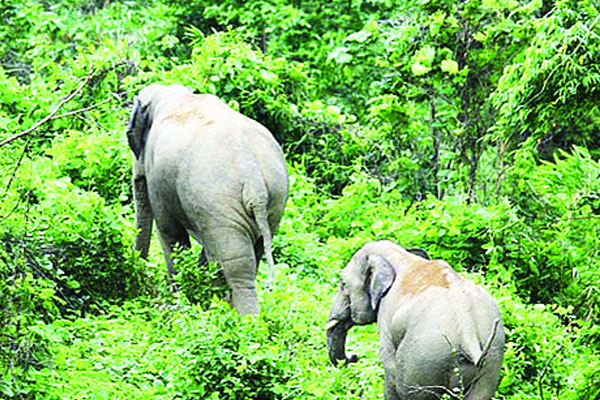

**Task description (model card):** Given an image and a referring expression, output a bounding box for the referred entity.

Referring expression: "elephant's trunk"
[326,291,358,366]
[326,317,357,366]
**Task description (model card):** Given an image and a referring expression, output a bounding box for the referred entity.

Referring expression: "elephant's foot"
[230,287,260,315]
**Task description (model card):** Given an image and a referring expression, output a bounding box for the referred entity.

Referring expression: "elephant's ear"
[127,96,150,159]
[367,255,396,311]
[406,247,430,260]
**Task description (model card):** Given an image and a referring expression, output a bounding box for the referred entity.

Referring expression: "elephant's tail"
[252,202,275,288]
[460,319,503,400]
[458,318,501,367]
[475,318,501,368]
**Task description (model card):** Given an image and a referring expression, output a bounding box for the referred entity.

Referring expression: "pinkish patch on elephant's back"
[163,97,215,126]
[401,260,451,295]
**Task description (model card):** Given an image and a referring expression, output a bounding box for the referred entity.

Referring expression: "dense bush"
[1,181,144,311]
[0,233,58,399]
[496,288,600,400]
[35,180,143,311]
[496,146,600,318]
[164,302,299,400]
[491,0,600,158]
[46,129,132,204]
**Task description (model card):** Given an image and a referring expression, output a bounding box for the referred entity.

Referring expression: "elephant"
[326,240,505,400]
[126,83,288,315]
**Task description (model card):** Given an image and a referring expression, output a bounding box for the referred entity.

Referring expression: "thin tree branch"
[538,338,568,400]
[0,71,95,148]
[52,99,111,120]
[3,137,30,194]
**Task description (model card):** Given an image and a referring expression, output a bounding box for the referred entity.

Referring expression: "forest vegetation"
[1,0,599,399]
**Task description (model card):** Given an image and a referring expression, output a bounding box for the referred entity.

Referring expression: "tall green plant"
[491,0,600,159]
[495,146,600,318]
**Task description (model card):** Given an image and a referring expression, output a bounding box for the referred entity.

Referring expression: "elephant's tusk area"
[325,319,339,330]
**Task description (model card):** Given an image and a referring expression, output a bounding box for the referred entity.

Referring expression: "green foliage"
[172,247,229,310]
[33,179,143,312]
[46,130,131,204]
[495,146,600,317]
[0,239,58,399]
[169,0,395,67]
[498,294,600,400]
[272,168,326,279]
[491,0,600,157]
[163,302,298,400]
[152,29,310,145]
[1,179,143,312]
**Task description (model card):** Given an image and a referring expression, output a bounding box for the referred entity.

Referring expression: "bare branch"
[0,71,95,148]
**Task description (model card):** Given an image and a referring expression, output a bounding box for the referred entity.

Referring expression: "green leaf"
[441,59,459,74]
[345,30,371,43]
[328,47,353,64]
[39,288,56,300]
[411,62,431,76]
[416,45,436,67]
[364,20,379,33]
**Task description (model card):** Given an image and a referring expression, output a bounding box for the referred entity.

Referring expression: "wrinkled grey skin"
[127,84,288,315]
[327,241,505,400]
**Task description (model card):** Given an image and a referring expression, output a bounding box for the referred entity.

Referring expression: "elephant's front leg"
[133,175,154,259]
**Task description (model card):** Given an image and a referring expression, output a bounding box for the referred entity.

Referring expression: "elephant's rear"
[182,93,287,279]
[448,286,505,400]
[129,84,287,315]
[394,285,504,400]
[444,284,504,400]
[175,94,287,218]
[461,312,505,399]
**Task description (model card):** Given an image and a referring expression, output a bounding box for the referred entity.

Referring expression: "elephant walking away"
[127,83,288,315]
[326,240,505,400]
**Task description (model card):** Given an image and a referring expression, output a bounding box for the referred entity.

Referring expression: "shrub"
[129,29,309,145]
[1,172,144,316]
[161,302,300,400]
[172,247,229,310]
[493,146,600,318]
[0,239,58,399]
[46,129,132,204]
[496,292,600,400]
[35,178,143,313]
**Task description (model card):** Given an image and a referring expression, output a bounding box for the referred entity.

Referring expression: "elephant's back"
[180,116,286,204]
[184,96,287,207]
[157,93,283,157]
[152,100,286,234]
[395,281,502,343]
[149,93,285,183]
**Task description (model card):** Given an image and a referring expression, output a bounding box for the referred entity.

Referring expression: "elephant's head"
[326,252,396,366]
[127,84,193,159]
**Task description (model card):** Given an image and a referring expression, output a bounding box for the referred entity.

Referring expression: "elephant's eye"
[340,282,348,292]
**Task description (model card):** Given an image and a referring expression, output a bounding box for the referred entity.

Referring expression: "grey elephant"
[326,241,504,400]
[126,83,288,315]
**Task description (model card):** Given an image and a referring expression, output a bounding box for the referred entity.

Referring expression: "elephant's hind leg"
[207,230,259,314]
[156,222,191,277]
[463,358,503,400]
[223,253,259,315]
[384,374,401,400]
